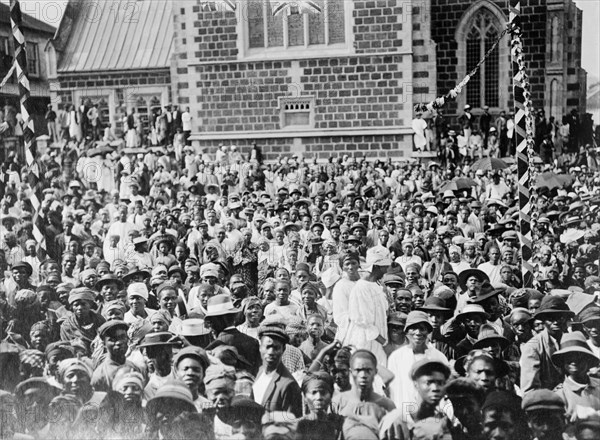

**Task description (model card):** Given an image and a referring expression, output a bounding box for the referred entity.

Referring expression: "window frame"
[237,0,354,60]
[26,42,39,77]
[454,2,509,113]
[278,95,316,129]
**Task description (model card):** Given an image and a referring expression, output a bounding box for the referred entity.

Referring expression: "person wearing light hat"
[387,310,448,411]
[253,323,303,417]
[522,389,567,440]
[521,295,575,394]
[57,357,101,406]
[552,331,600,421]
[204,294,261,376]
[123,281,155,323]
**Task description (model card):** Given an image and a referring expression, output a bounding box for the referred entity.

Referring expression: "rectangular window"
[26,42,39,76]
[466,35,480,107]
[279,96,315,128]
[247,0,346,52]
[484,33,499,107]
[0,36,12,77]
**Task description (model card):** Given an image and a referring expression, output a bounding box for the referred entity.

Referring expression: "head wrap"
[150,309,172,326]
[29,321,51,336]
[20,349,45,371]
[204,364,237,390]
[68,288,96,305]
[128,319,154,347]
[241,296,262,314]
[299,281,321,299]
[57,357,93,382]
[127,282,149,301]
[102,300,126,319]
[112,370,145,393]
[79,269,97,281]
[285,317,307,336]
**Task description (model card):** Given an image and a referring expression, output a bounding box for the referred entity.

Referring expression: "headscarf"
[150,309,172,326]
[112,370,145,392]
[299,281,322,299]
[20,349,45,371]
[241,296,262,314]
[102,300,127,319]
[57,357,93,383]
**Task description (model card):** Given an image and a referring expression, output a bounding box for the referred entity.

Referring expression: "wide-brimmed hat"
[533,296,574,320]
[14,377,60,400]
[146,379,197,416]
[122,267,151,283]
[458,268,490,291]
[363,246,392,272]
[472,324,510,350]
[204,294,239,317]
[456,304,490,321]
[404,311,433,332]
[343,234,362,245]
[178,318,211,337]
[418,297,453,316]
[95,274,124,291]
[551,331,599,365]
[467,282,501,303]
[138,331,179,348]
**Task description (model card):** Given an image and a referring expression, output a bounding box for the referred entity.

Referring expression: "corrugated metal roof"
[57,0,173,73]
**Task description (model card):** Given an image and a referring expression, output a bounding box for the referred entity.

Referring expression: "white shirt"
[387,343,448,411]
[253,369,277,405]
[182,111,192,131]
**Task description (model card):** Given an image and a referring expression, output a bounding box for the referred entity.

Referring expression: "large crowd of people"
[0,106,600,440]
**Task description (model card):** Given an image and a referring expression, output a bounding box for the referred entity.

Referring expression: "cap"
[410,359,451,380]
[97,320,128,339]
[173,346,210,370]
[522,389,565,412]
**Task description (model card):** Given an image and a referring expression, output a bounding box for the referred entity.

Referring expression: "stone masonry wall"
[172,0,415,160]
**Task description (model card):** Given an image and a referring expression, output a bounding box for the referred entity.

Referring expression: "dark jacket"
[255,362,302,417]
[206,327,261,376]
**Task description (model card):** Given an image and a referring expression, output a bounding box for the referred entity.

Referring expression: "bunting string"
[10,0,46,251]
[414,24,511,114]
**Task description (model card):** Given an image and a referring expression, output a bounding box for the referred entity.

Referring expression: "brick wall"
[198,134,408,163]
[431,0,585,128]
[54,69,172,106]
[172,0,414,160]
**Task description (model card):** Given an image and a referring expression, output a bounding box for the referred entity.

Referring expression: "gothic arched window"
[465,10,500,108]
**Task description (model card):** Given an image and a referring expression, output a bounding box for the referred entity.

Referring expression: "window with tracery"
[465,10,500,108]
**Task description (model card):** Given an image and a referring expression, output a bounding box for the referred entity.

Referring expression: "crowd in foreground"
[0,128,599,440]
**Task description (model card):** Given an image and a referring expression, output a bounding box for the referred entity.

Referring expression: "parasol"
[470,157,508,172]
[199,0,236,11]
[438,177,477,192]
[535,172,575,190]
[87,145,114,157]
[122,147,147,155]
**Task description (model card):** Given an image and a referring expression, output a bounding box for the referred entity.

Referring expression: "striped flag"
[271,0,322,16]
[510,0,535,288]
[200,0,236,12]
[10,0,45,251]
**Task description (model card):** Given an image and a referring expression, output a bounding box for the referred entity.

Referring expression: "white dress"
[344,279,389,367]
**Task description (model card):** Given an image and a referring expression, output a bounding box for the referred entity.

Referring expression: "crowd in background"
[0,104,599,440]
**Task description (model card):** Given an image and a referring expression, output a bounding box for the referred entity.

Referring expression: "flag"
[200,0,236,12]
[271,0,322,16]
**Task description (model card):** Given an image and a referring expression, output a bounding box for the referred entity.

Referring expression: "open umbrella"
[470,157,508,172]
[535,172,575,190]
[438,177,477,192]
[87,145,114,157]
[271,0,322,16]
[122,147,147,155]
